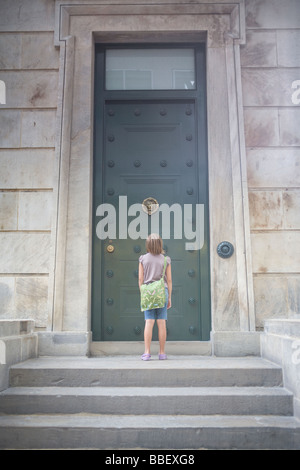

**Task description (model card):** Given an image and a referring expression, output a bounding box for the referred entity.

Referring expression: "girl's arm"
[138,262,144,289]
[166,264,172,309]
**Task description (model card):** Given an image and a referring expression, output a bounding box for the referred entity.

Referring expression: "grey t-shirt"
[139,253,171,287]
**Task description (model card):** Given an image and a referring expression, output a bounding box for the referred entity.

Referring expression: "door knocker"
[142,197,159,215]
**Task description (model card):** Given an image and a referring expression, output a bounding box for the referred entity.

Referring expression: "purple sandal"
[159,354,167,360]
[141,353,151,361]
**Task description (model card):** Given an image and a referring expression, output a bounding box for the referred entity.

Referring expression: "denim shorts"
[144,288,168,321]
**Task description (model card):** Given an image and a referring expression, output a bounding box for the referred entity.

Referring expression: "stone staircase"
[0,355,300,449]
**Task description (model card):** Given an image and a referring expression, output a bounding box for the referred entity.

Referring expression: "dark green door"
[92,46,210,341]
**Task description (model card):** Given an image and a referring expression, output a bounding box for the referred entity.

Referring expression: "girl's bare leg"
[144,319,155,354]
[157,319,167,355]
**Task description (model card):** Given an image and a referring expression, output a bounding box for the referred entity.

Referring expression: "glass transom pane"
[105,49,196,90]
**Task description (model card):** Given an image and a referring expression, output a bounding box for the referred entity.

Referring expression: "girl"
[138,234,172,361]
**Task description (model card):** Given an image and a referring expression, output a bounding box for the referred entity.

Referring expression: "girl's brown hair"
[146,233,164,255]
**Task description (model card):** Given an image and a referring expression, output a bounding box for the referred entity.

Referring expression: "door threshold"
[90,341,211,356]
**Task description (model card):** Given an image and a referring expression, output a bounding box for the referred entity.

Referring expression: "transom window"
[105,48,196,90]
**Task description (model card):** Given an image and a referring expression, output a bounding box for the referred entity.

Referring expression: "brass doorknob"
[107,245,115,253]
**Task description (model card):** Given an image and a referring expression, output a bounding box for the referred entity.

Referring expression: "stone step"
[0,386,293,416]
[9,356,283,388]
[2,355,298,450]
[0,413,300,449]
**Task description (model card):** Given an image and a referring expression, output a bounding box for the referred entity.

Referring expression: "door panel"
[93,99,209,341]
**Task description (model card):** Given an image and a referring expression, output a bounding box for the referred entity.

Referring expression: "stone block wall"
[241,0,300,328]
[0,0,58,329]
[0,319,37,390]
[0,0,299,335]
[261,319,300,419]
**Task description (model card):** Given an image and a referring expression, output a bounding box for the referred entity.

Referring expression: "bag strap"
[161,256,167,279]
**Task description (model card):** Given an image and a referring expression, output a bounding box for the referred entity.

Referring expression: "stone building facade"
[0,0,299,361]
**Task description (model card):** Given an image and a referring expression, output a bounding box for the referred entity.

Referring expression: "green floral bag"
[140,257,167,311]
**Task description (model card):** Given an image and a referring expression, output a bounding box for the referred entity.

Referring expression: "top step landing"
[9,355,283,388]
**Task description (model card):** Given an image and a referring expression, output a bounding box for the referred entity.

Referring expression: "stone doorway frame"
[43,0,258,356]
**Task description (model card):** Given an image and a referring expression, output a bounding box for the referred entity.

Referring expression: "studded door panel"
[97,101,205,341]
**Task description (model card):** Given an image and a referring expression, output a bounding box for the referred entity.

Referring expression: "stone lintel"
[54,0,246,46]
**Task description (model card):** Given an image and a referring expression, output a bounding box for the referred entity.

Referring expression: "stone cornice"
[54,0,246,46]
